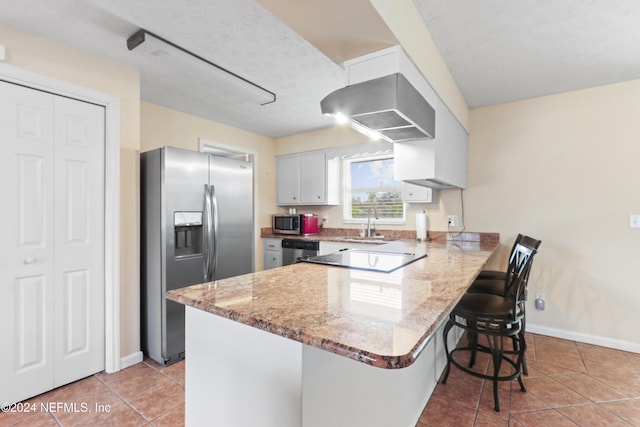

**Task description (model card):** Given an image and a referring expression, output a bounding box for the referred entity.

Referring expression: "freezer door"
[163,147,210,362]
[209,156,255,280]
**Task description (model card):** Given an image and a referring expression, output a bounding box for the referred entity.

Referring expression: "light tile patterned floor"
[2,333,640,426]
[417,333,640,426]
[0,358,185,426]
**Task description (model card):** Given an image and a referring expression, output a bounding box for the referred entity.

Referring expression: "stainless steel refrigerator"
[140,146,254,365]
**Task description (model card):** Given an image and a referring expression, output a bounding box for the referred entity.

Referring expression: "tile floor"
[417,333,640,426]
[1,358,185,426]
[2,333,640,426]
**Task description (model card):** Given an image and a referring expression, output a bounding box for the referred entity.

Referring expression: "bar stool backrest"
[505,236,541,303]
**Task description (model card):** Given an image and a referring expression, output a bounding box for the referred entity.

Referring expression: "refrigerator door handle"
[203,184,213,281]
[211,184,219,278]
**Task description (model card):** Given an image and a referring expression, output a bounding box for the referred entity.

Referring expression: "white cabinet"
[276,156,300,205]
[263,238,282,270]
[277,152,339,206]
[300,152,328,204]
[401,182,435,203]
[394,96,468,189]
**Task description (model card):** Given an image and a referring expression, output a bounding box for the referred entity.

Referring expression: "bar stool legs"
[441,316,526,412]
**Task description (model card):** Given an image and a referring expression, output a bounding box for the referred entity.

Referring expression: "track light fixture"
[127,29,276,106]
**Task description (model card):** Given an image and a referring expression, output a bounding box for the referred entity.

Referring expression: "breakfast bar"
[167,236,498,426]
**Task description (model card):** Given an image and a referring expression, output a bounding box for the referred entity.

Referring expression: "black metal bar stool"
[441,241,537,412]
[467,234,541,375]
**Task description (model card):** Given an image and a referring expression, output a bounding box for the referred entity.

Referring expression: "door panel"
[17,154,47,247]
[62,269,90,356]
[15,275,48,371]
[64,160,89,243]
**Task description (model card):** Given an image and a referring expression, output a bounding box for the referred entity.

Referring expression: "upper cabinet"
[276,155,300,205]
[277,152,339,205]
[394,96,468,189]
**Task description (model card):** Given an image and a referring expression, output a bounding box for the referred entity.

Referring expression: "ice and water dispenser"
[173,211,203,258]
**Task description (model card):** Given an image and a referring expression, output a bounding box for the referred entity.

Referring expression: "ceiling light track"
[127,29,276,106]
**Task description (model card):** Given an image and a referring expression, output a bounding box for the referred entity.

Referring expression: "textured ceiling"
[2,0,639,137]
[413,0,640,108]
[0,0,349,138]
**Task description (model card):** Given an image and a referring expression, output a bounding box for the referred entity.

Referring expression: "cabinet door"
[401,183,433,203]
[277,156,301,205]
[264,250,282,270]
[300,152,326,204]
[263,238,282,270]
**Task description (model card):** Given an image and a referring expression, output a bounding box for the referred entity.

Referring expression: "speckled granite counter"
[168,236,498,427]
[168,238,498,369]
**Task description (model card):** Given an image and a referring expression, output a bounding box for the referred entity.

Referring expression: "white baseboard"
[120,351,144,370]
[527,324,640,354]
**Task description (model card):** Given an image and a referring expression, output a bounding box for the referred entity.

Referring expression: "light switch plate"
[630,214,640,228]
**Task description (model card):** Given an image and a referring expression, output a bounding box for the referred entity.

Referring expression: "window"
[342,155,405,223]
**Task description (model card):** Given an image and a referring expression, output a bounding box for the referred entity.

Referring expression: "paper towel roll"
[416,211,428,241]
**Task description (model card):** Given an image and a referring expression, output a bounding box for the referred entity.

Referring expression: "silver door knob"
[23,257,37,265]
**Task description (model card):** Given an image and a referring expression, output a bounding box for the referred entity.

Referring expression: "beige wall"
[0,23,142,359]
[140,102,277,271]
[467,80,640,348]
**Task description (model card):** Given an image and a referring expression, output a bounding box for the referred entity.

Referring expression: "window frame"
[341,154,406,225]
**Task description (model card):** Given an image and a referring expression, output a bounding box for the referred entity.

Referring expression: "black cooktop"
[300,249,427,273]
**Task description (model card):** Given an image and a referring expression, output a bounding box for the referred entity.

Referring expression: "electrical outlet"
[447,215,459,227]
[630,214,640,228]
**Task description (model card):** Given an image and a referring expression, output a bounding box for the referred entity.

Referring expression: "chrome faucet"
[366,206,378,238]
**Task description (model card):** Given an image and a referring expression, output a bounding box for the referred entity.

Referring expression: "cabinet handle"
[317,195,321,199]
[23,257,37,265]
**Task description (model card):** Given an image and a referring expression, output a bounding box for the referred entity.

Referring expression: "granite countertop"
[167,236,498,369]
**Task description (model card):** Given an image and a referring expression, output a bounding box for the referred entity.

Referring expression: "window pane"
[348,158,404,219]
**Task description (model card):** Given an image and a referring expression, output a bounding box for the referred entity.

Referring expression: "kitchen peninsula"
[168,234,498,427]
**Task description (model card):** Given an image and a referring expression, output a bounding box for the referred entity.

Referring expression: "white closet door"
[0,81,56,402]
[0,80,105,403]
[53,95,105,386]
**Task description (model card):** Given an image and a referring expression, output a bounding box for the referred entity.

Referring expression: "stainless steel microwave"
[272,214,301,235]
